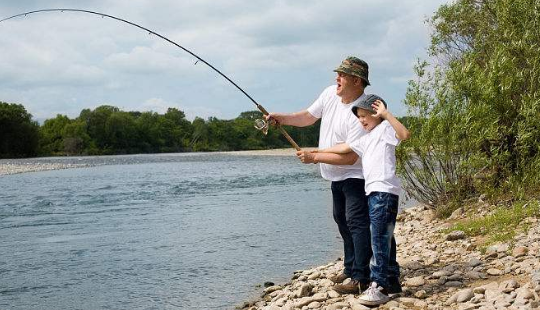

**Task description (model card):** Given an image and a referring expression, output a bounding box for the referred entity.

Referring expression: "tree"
[399,0,540,214]
[0,102,39,158]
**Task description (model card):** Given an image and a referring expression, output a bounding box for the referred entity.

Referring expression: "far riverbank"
[0,148,315,176]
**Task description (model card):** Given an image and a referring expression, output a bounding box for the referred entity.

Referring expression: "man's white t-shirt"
[347,120,401,196]
[307,85,366,181]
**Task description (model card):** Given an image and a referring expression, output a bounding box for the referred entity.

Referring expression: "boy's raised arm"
[373,100,410,141]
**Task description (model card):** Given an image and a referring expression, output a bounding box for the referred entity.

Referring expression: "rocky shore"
[239,205,540,310]
[0,161,89,176]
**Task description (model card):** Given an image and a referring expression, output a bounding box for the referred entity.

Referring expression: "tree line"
[0,102,321,158]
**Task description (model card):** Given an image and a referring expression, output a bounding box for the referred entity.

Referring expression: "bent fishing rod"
[0,8,301,151]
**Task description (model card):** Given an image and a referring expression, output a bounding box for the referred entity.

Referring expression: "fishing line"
[0,8,301,150]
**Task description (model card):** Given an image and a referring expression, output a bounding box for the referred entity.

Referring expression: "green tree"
[399,0,540,214]
[0,102,39,158]
[39,114,72,155]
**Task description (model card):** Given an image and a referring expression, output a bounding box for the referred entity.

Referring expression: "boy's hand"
[296,150,317,164]
[372,100,389,119]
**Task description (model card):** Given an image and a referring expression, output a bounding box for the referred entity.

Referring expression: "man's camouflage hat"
[334,56,370,86]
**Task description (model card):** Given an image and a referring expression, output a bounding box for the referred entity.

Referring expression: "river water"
[0,153,344,310]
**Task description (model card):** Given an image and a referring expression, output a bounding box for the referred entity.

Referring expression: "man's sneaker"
[387,277,402,294]
[333,279,369,295]
[357,282,390,306]
[329,272,349,284]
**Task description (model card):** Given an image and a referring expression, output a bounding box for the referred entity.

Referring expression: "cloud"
[0,0,449,121]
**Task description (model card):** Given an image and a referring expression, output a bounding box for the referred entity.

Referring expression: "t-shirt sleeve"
[348,139,364,157]
[307,87,330,118]
[382,122,400,146]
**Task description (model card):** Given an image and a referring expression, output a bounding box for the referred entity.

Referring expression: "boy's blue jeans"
[368,191,400,289]
[331,178,371,283]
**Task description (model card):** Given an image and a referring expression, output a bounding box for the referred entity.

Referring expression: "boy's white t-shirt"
[347,120,401,196]
[307,85,366,181]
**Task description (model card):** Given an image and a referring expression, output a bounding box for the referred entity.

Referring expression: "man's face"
[336,72,360,97]
[356,108,381,131]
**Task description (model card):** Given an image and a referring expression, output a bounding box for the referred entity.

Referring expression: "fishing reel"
[254,118,269,135]
[254,118,278,135]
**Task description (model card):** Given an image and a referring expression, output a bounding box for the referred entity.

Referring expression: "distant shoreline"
[0,148,316,176]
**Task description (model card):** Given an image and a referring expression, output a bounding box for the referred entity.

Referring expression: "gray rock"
[456,288,474,303]
[445,281,463,287]
[467,258,483,267]
[499,279,519,293]
[405,276,425,287]
[447,230,466,241]
[432,270,452,278]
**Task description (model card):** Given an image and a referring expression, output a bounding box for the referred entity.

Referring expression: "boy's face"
[356,108,382,131]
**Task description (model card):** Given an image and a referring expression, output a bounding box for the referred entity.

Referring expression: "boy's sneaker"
[387,277,402,294]
[357,282,390,306]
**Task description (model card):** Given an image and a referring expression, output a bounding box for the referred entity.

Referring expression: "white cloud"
[0,0,449,121]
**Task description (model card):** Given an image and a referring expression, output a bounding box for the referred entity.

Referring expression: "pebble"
[240,206,540,310]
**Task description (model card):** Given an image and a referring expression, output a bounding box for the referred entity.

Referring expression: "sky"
[0,0,449,122]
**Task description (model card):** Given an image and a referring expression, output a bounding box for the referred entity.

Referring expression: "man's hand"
[265,113,285,125]
[296,150,317,164]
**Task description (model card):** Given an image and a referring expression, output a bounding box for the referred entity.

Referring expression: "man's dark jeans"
[331,178,371,283]
[368,191,400,289]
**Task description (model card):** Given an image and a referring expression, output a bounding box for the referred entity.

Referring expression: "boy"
[319,94,410,306]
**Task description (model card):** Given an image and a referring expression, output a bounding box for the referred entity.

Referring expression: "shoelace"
[365,283,381,299]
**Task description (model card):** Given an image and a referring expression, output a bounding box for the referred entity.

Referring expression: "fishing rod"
[0,8,301,151]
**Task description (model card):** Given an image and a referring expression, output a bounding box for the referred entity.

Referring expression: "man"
[267,56,372,294]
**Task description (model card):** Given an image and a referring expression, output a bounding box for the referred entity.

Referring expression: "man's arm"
[297,150,358,165]
[266,110,318,127]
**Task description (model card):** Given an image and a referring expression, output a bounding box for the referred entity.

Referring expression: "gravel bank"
[239,205,540,310]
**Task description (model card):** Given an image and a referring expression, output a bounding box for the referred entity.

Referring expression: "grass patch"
[447,200,540,247]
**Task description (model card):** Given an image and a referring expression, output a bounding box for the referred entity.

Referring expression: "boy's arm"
[296,150,358,165]
[373,100,411,141]
[319,143,352,154]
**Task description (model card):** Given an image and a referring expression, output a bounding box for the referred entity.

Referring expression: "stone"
[307,272,320,280]
[328,290,340,298]
[297,283,313,298]
[310,292,327,302]
[445,281,463,287]
[486,268,502,276]
[467,258,483,267]
[349,301,371,310]
[447,230,467,241]
[473,287,486,294]
[414,290,427,299]
[515,287,534,300]
[512,246,528,258]
[405,276,425,287]
[432,270,452,278]
[264,285,282,294]
[327,302,349,310]
[499,279,519,293]
[456,288,474,303]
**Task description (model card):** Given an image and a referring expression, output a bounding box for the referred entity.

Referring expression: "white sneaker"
[357,282,390,306]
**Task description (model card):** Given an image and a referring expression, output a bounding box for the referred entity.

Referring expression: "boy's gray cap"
[351,94,387,115]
